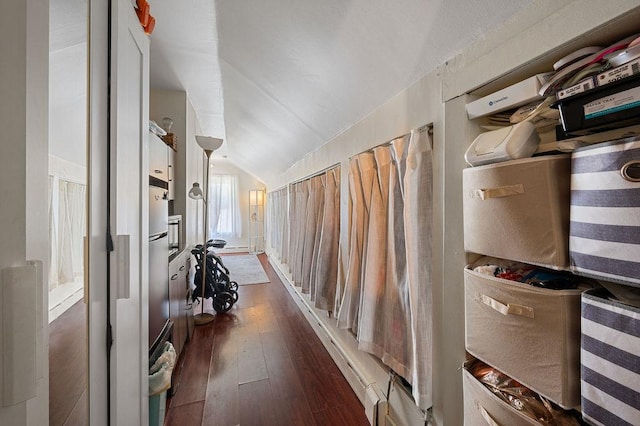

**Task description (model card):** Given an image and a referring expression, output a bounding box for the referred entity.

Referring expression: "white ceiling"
[50,0,537,181]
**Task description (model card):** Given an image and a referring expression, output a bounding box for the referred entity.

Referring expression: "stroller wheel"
[229,281,239,291]
[213,292,234,313]
[229,289,238,302]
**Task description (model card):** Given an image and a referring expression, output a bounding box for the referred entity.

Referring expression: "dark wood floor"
[165,254,369,426]
[49,299,88,426]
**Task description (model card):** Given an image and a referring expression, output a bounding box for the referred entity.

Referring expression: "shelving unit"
[459,24,640,425]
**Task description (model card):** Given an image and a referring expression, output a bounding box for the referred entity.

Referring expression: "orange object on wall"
[134,0,154,35]
[136,3,150,27]
[144,16,156,35]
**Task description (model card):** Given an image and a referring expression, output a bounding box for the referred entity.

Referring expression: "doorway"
[48,0,89,424]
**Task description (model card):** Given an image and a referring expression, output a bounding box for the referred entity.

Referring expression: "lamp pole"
[191,136,223,325]
[194,148,214,325]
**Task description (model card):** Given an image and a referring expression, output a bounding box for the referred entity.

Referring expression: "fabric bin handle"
[475,399,502,426]
[621,160,640,182]
[472,184,524,200]
[478,293,535,318]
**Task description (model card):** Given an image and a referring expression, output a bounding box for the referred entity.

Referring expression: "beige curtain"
[357,146,392,359]
[404,129,433,409]
[337,153,376,332]
[302,176,322,294]
[337,158,365,330]
[381,136,412,380]
[338,128,433,409]
[271,167,340,312]
[292,181,308,286]
[279,188,289,265]
[313,168,340,311]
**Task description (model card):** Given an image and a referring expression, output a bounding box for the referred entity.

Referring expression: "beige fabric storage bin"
[463,364,540,426]
[464,265,583,408]
[463,155,571,268]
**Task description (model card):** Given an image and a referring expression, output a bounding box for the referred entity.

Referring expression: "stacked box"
[570,136,640,286]
[462,363,540,426]
[463,155,571,268]
[464,265,583,408]
[581,289,640,425]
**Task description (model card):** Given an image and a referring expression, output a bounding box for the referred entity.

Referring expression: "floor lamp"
[188,136,224,325]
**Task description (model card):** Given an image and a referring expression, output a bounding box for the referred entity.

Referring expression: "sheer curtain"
[266,187,289,263]
[274,166,341,311]
[208,174,242,238]
[49,178,86,289]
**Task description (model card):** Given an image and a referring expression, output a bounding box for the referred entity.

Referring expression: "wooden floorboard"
[165,253,369,425]
[201,315,240,426]
[169,323,215,408]
[238,379,279,426]
[49,299,87,426]
[164,401,204,426]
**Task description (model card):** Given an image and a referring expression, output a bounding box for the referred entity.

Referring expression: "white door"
[88,0,149,424]
[0,2,49,425]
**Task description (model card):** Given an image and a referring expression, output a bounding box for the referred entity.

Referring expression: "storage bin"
[569,136,640,286]
[463,362,540,426]
[463,155,571,268]
[464,264,584,408]
[581,289,640,426]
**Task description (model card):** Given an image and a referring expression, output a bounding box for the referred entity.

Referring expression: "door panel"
[110,1,150,425]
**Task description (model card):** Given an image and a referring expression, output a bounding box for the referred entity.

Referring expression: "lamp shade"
[249,189,264,206]
[195,136,223,152]
[188,182,204,200]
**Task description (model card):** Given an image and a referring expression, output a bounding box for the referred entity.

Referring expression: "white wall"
[262,2,640,425]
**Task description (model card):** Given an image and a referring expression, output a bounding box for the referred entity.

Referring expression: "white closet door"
[110,2,150,425]
[89,1,150,425]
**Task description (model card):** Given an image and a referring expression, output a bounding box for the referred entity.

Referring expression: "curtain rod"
[268,124,433,192]
[266,162,342,193]
[288,162,341,187]
[349,123,433,159]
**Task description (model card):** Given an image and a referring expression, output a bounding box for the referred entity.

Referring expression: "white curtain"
[48,176,58,290]
[337,128,433,409]
[49,178,86,288]
[207,174,242,238]
[278,167,341,311]
[404,129,433,409]
[266,186,289,263]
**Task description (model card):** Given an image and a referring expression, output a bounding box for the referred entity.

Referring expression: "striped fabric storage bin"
[570,137,640,286]
[581,289,640,426]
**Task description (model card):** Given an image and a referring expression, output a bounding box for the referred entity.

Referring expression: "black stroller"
[191,239,239,313]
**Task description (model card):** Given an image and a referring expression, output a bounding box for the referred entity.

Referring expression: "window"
[208,174,242,237]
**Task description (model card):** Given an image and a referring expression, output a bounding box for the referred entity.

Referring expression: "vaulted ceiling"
[51,0,536,182]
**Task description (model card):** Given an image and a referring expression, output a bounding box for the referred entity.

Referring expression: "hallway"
[164,254,369,426]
